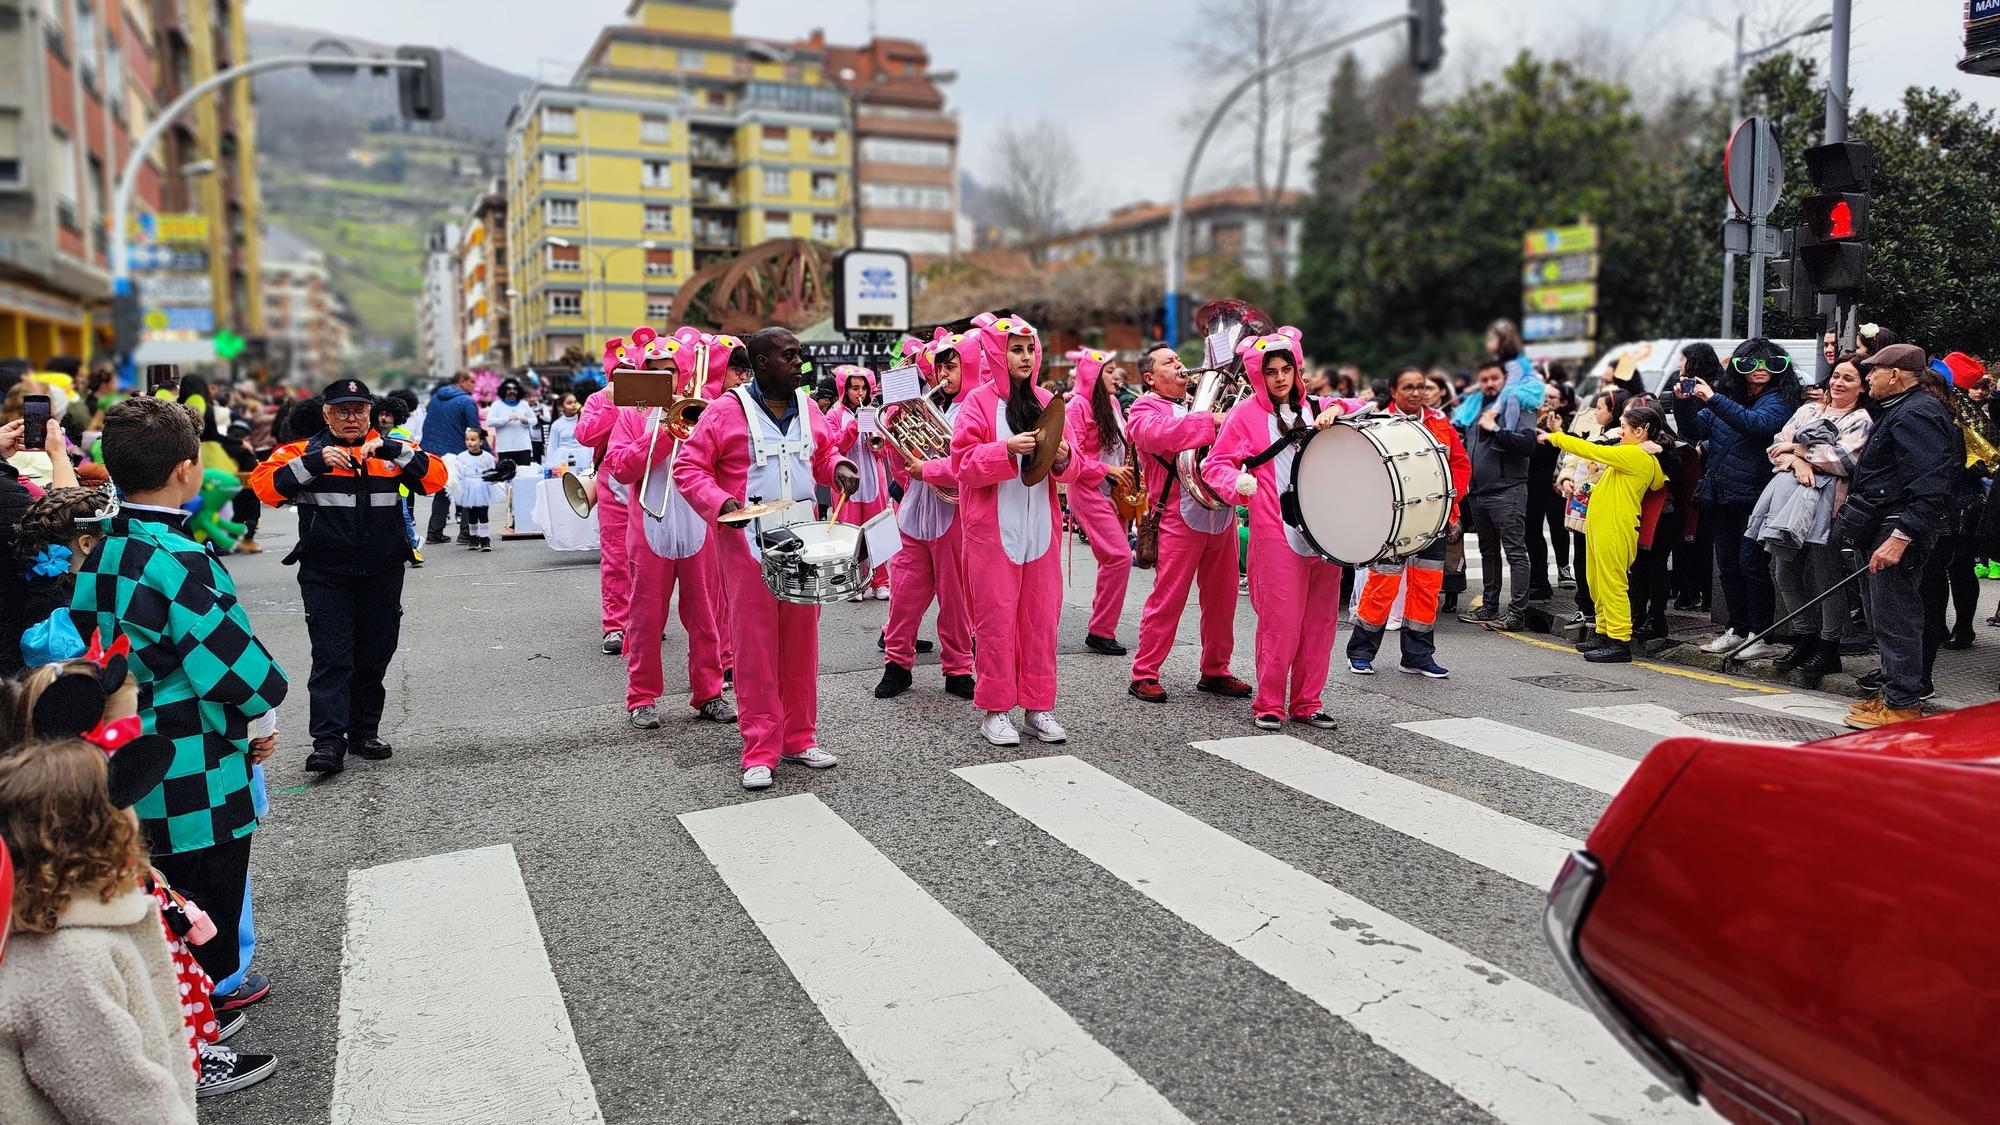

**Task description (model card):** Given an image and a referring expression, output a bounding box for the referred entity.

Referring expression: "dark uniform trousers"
[300,564,407,746]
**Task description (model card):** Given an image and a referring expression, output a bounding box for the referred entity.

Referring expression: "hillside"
[248,22,532,359]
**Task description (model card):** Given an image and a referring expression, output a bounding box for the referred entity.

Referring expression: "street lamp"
[1719,12,1835,337]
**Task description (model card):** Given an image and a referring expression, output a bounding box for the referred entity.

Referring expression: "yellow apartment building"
[503,0,853,364]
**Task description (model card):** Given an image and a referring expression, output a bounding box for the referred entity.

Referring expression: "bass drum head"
[1293,425,1397,566]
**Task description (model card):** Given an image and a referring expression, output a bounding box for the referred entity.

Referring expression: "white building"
[1039,187,1305,281]
[261,224,352,384]
[415,223,463,382]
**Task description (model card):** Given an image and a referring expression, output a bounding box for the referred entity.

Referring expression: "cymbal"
[1020,396,1067,486]
[717,497,797,525]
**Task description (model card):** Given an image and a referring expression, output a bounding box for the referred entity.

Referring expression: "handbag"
[1132,456,1176,570]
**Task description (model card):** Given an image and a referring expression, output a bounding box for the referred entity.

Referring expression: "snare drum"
[1290,414,1455,567]
[759,523,867,604]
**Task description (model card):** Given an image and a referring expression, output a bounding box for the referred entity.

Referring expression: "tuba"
[1175,299,1272,511]
[880,381,959,503]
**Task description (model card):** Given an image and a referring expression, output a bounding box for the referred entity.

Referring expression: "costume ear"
[105,735,175,809]
[95,654,129,695]
[30,674,107,740]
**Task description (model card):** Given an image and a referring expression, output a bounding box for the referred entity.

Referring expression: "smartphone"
[22,394,51,449]
[146,364,179,394]
[1680,376,1695,396]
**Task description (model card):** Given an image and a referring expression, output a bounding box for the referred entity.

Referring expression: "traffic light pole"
[1821,0,1853,366]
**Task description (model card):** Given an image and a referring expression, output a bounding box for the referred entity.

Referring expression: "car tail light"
[1585,737,1701,869]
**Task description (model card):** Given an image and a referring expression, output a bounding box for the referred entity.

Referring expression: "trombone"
[638,339,710,519]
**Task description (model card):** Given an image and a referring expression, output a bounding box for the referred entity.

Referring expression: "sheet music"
[880,364,923,404]
[858,406,880,435]
[858,507,903,566]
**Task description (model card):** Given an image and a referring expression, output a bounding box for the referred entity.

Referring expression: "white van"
[1572,338,1822,404]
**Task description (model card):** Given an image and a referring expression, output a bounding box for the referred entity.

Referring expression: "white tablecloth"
[535,475,599,552]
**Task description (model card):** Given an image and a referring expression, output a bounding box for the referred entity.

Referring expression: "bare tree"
[986,118,1086,263]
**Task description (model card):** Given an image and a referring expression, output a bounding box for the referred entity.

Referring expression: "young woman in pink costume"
[877,327,978,701]
[1062,348,1135,656]
[948,312,1082,747]
[828,364,893,598]
[578,339,635,654]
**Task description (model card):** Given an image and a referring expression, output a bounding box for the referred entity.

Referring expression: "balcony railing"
[690,143,736,164]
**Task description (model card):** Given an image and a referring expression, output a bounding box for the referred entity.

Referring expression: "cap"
[1861,343,1929,373]
[1943,351,1987,389]
[323,377,372,404]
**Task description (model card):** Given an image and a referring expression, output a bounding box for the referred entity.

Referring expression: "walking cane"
[1720,557,1870,666]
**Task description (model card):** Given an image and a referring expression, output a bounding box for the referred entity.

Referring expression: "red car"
[1546,703,2000,1124]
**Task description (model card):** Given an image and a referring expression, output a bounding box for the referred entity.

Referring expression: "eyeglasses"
[1731,355,1791,375]
[326,403,371,417]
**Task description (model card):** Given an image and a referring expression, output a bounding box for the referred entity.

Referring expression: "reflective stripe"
[1409,556,1445,572]
[392,444,418,467]
[288,457,315,484]
[294,491,402,508]
[1372,562,1406,576]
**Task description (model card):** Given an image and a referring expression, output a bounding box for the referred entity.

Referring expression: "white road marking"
[956,756,1702,1125]
[1731,692,1850,729]
[1573,702,1803,744]
[1395,717,1638,796]
[1193,735,1577,888]
[679,794,1190,1125]
[334,845,604,1125]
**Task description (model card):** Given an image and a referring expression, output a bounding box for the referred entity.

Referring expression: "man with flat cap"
[251,377,450,774]
[1839,342,1959,730]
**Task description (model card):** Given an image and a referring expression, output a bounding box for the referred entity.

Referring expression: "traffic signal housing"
[1409,0,1444,75]
[1796,140,1874,296]
[396,47,445,122]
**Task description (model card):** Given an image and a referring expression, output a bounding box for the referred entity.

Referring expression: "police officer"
[250,377,449,774]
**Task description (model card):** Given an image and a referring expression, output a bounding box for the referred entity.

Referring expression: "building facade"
[416,222,461,382]
[503,0,854,364]
[1041,188,1305,282]
[819,33,957,268]
[460,185,509,370]
[261,223,350,383]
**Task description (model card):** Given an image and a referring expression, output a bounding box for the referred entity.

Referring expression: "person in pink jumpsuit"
[949,312,1082,748]
[703,334,751,685]
[1063,348,1136,656]
[674,327,859,791]
[576,344,631,655]
[602,326,736,729]
[877,328,978,701]
[1125,343,1253,704]
[828,365,893,598]
[1201,327,1361,730]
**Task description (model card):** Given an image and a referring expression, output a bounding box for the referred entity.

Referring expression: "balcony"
[691,181,735,207]
[689,142,737,166]
[692,226,738,251]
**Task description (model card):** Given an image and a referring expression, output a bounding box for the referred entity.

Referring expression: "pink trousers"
[702,536,733,674]
[1068,485,1133,640]
[884,525,973,674]
[1248,541,1343,719]
[720,537,821,769]
[597,489,631,635]
[970,546,1062,713]
[624,537,727,712]
[1132,514,1239,683]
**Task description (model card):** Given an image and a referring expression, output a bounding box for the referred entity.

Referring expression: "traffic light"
[396,46,445,122]
[1769,227,1817,319]
[1409,0,1445,75]
[112,289,144,354]
[1796,139,1874,296]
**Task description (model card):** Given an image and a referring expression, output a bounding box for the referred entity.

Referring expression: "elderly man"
[1839,343,1960,730]
[251,377,450,774]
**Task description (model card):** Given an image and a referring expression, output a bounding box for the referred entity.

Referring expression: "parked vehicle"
[1546,703,2000,1124]
[1572,338,1821,404]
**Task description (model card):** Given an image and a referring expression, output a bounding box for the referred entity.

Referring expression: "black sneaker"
[1856,669,1886,692]
[213,972,270,1011]
[944,673,976,700]
[1084,633,1128,656]
[349,738,393,761]
[456,531,473,546]
[1583,640,1633,663]
[425,533,449,545]
[214,1007,247,1042]
[874,662,913,699]
[304,745,345,775]
[196,1043,277,1098]
[1458,606,1498,624]
[875,631,934,653]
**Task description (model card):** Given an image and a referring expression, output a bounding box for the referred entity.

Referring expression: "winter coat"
[1671,387,1796,507]
[420,384,482,456]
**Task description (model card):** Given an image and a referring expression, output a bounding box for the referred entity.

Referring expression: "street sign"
[142,274,213,305]
[1521,224,1599,257]
[1522,313,1594,342]
[1724,116,1785,218]
[1523,282,1596,313]
[1722,218,1781,256]
[833,249,912,334]
[131,212,209,244]
[1521,254,1597,288]
[130,246,209,272]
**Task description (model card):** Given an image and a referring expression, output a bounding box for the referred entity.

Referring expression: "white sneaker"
[1023,710,1067,743]
[1254,714,1282,731]
[872,586,890,601]
[1386,616,1404,631]
[697,696,738,723]
[602,630,624,655]
[628,704,661,729]
[981,712,1022,747]
[741,766,773,790]
[781,747,839,768]
[1734,638,1780,660]
[1701,629,1743,654]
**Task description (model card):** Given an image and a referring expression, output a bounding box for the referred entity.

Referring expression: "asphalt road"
[195,506,1842,1125]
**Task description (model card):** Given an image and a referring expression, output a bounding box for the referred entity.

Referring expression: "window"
[762,125,789,154]
[859,183,952,211]
[646,293,673,320]
[642,205,673,233]
[644,248,674,277]
[764,211,791,234]
[809,131,837,157]
[52,128,77,226]
[544,198,579,227]
[705,89,728,109]
[811,173,837,199]
[75,1,98,80]
[86,154,105,216]
[762,168,789,197]
[541,151,578,182]
[541,107,576,135]
[859,137,951,167]
[812,215,838,243]
[641,115,671,144]
[641,160,671,189]
[0,110,22,188]
[548,291,583,317]
[546,243,581,272]
[104,40,123,106]
[679,49,706,70]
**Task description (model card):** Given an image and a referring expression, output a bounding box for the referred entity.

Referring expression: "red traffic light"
[1803,192,1867,243]
[1827,200,1855,239]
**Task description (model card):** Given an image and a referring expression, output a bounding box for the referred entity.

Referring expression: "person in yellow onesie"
[1539,400,1668,663]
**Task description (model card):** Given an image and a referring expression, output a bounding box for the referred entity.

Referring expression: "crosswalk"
[330,699,1851,1123]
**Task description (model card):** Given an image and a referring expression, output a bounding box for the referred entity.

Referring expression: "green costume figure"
[191,468,248,553]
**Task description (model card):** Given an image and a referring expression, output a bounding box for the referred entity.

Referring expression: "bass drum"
[1291,414,1454,566]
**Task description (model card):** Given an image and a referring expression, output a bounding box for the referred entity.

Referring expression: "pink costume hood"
[1236,327,1306,411]
[1068,347,1114,397]
[970,312,1041,392]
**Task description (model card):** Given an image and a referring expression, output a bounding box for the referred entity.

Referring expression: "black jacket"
[1462,392,1538,495]
[1839,388,1960,547]
[249,430,447,575]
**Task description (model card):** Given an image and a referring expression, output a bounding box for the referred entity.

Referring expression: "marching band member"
[1063,347,1135,656]
[706,335,750,684]
[830,364,893,599]
[1202,328,1361,729]
[674,327,860,790]
[878,329,977,700]
[578,342,635,655]
[1125,343,1252,704]
[950,312,1080,747]
[1345,366,1471,678]
[603,327,736,730]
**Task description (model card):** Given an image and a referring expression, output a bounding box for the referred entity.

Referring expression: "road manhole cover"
[1515,674,1635,693]
[1678,712,1829,742]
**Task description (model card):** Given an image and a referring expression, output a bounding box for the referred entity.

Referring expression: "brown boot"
[1844,700,1922,730]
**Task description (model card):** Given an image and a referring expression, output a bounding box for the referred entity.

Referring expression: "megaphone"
[562,471,597,518]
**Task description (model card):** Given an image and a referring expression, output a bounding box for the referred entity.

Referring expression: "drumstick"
[826,490,847,526]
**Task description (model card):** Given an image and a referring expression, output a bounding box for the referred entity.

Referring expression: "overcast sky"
[254,0,1993,216]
